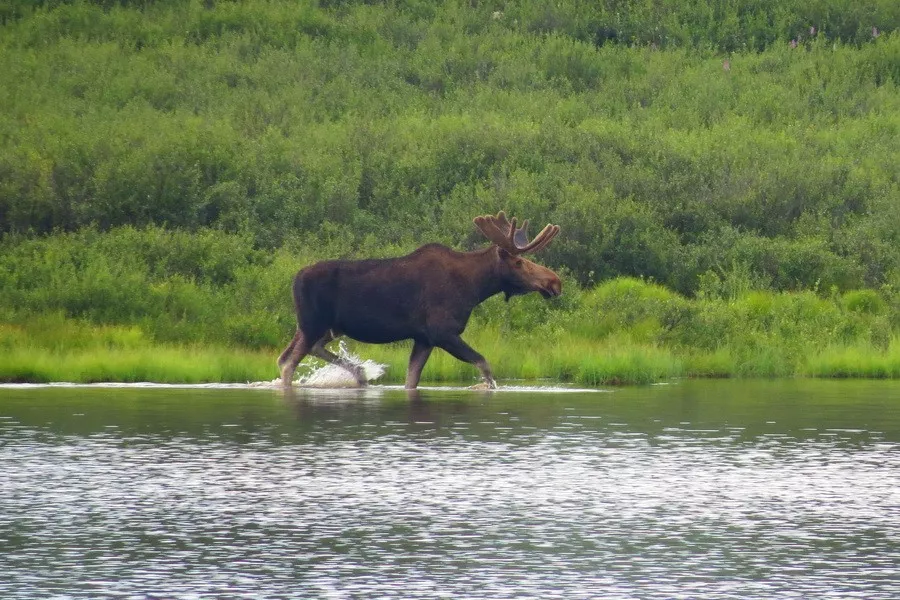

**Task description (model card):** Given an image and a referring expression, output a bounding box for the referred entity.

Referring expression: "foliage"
[1,1,899,296]
[1,1,899,383]
[1,228,898,383]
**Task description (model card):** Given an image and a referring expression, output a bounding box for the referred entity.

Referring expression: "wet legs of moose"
[277,329,309,386]
[436,335,497,389]
[277,329,368,387]
[279,330,494,389]
[405,340,434,389]
[308,331,368,386]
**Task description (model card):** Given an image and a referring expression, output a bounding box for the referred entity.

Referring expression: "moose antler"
[473,211,560,254]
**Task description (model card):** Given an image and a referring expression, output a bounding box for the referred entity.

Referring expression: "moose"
[277,211,561,389]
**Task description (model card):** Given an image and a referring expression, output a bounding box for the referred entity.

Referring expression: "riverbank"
[3,294,899,386]
[2,229,898,385]
[5,337,900,386]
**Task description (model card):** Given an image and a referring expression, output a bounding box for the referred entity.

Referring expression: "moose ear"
[497,247,513,259]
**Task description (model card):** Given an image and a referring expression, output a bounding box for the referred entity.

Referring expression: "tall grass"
[805,339,900,379]
[0,319,275,384]
[357,334,683,386]
[3,288,899,384]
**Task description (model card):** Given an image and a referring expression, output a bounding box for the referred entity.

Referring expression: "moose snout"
[539,276,562,299]
[549,278,562,296]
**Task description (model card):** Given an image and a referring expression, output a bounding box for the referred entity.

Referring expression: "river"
[1,379,898,599]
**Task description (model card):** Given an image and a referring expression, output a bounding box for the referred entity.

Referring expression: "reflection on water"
[1,380,899,599]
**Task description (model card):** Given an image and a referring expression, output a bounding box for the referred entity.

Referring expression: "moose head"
[474,211,562,301]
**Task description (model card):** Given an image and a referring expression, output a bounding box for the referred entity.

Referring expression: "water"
[292,340,386,388]
[1,380,899,599]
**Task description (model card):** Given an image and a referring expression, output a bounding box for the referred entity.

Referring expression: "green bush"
[2,3,899,296]
[843,289,886,314]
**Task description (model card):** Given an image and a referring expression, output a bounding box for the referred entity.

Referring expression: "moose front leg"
[406,340,434,389]
[436,335,497,390]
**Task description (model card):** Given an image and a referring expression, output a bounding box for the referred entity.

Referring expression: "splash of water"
[294,340,386,388]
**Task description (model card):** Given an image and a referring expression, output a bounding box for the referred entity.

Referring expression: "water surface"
[1,380,899,598]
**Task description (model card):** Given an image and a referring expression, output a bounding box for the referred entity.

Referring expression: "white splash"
[294,340,386,388]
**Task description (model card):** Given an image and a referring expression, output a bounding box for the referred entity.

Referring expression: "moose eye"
[514,258,524,268]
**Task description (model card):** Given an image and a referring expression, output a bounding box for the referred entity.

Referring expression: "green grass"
[4,324,900,386]
[2,277,900,386]
[805,340,900,379]
[2,2,898,386]
[0,320,275,383]
[357,334,684,386]
[0,345,275,384]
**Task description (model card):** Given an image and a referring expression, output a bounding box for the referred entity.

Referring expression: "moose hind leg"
[279,330,310,386]
[277,330,301,371]
[436,335,497,389]
[309,333,368,386]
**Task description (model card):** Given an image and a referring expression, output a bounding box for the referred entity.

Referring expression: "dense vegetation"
[1,0,899,383]
[2,227,899,384]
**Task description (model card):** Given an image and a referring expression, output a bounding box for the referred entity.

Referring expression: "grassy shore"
[3,277,899,385]
[0,319,274,384]
[3,329,899,387]
[332,332,900,385]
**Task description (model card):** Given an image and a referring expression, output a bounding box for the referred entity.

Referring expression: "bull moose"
[277,211,561,389]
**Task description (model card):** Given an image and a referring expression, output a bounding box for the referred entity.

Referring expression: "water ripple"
[1,383,899,599]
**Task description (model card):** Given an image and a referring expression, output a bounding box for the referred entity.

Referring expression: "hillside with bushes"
[1,0,899,382]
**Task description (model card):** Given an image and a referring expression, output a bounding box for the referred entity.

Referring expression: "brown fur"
[279,215,561,389]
